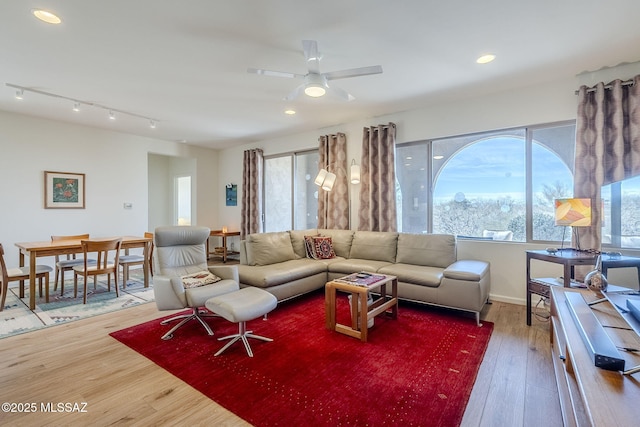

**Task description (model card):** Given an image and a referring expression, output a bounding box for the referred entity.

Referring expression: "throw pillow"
[181,271,221,289]
[304,234,320,259]
[312,236,336,259]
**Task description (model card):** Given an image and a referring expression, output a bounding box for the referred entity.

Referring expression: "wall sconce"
[350,159,360,184]
[314,159,360,191]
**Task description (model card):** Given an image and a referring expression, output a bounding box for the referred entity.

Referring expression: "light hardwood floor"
[0,294,561,426]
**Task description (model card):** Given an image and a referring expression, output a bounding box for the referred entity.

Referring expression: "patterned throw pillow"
[304,235,337,259]
[311,236,336,259]
[181,271,221,289]
[304,235,320,258]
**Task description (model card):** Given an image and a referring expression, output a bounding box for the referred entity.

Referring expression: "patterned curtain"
[240,148,264,238]
[574,74,640,252]
[318,133,349,229]
[358,123,397,232]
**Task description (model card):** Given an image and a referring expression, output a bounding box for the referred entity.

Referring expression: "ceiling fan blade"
[327,83,355,102]
[302,40,321,74]
[247,68,302,79]
[283,84,304,101]
[324,65,383,81]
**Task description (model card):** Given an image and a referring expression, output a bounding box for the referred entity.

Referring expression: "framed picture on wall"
[226,183,237,206]
[44,171,85,209]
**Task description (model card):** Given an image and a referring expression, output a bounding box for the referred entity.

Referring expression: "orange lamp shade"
[554,198,592,227]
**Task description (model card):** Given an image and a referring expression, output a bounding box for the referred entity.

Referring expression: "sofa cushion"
[318,229,354,258]
[289,229,318,258]
[378,263,443,288]
[328,259,393,275]
[396,234,456,268]
[349,231,398,263]
[245,232,296,266]
[238,259,327,288]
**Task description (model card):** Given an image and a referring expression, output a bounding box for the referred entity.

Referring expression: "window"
[396,122,575,243]
[264,150,319,232]
[602,176,640,248]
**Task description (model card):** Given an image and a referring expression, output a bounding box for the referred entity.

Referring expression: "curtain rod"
[574,79,635,95]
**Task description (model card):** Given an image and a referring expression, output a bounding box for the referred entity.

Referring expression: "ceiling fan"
[248,40,383,101]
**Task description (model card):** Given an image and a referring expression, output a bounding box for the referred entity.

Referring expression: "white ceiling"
[2,0,640,150]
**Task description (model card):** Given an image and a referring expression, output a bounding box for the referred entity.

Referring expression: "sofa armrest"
[443,260,489,281]
[208,264,239,283]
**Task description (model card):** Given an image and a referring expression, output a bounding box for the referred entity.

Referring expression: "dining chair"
[51,233,97,296]
[72,238,122,304]
[1,243,53,310]
[118,232,154,288]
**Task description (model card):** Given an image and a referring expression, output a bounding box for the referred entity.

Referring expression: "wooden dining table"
[15,235,152,310]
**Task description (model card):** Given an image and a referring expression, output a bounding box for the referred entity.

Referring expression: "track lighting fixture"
[6,83,159,129]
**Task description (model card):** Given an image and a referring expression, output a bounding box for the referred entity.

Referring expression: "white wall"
[0,111,219,268]
[218,75,640,304]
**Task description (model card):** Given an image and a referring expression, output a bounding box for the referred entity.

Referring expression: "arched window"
[395,122,575,242]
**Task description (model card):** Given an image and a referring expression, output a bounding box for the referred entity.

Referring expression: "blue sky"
[434,137,572,201]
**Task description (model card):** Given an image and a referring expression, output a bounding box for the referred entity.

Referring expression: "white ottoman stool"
[205,287,277,357]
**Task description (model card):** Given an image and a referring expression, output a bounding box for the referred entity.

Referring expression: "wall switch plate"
[123,202,133,209]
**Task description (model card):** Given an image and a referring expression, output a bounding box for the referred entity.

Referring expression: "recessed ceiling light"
[32,9,62,24]
[433,155,444,160]
[284,109,296,115]
[476,54,496,64]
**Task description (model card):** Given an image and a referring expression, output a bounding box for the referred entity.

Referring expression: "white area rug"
[0,270,153,339]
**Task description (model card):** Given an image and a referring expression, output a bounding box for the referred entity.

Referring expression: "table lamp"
[554,198,592,251]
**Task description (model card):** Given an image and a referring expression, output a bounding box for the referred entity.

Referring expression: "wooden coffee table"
[325,273,398,342]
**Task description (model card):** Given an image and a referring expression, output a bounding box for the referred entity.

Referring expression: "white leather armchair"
[153,225,239,340]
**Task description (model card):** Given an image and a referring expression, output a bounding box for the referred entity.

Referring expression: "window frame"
[263,149,318,232]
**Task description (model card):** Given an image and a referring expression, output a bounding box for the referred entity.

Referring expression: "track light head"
[73,102,81,112]
[15,89,24,100]
[108,110,116,120]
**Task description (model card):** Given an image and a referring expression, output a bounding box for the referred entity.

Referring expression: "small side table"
[325,273,398,342]
[526,249,596,325]
[207,230,240,263]
[601,255,640,286]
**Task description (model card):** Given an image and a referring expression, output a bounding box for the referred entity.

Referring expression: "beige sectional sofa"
[237,229,491,325]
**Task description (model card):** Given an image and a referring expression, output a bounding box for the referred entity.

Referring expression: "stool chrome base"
[160,308,216,340]
[215,321,272,357]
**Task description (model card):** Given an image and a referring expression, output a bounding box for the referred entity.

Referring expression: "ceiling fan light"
[304,84,326,97]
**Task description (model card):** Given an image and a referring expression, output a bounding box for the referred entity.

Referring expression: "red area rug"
[110,290,492,426]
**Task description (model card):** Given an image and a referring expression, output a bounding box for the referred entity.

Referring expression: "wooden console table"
[526,249,597,325]
[550,286,640,426]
